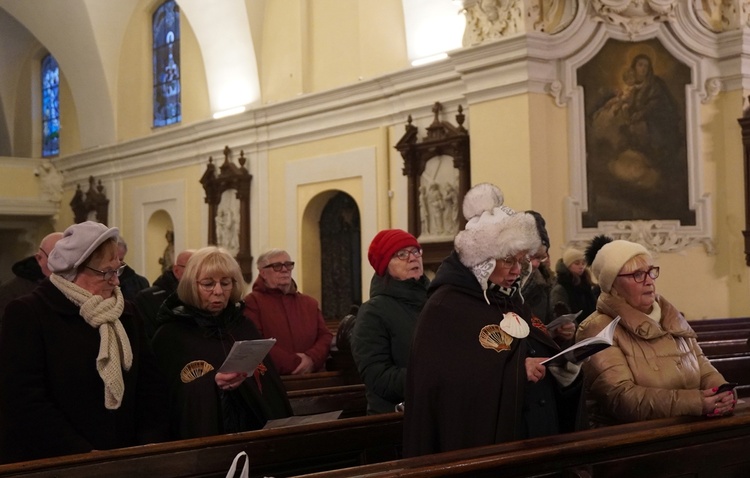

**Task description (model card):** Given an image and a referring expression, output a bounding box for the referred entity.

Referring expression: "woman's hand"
[552,322,576,341]
[525,357,547,383]
[702,387,736,416]
[215,371,247,391]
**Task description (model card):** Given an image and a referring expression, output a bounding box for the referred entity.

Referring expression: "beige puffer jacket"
[576,293,725,425]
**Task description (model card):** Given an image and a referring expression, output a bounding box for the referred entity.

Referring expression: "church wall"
[117,0,210,141]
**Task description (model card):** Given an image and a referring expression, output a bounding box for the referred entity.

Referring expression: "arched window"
[41,54,60,157]
[153,0,181,127]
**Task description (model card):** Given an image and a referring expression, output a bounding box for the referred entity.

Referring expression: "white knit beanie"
[454,183,541,293]
[562,248,585,267]
[590,240,650,293]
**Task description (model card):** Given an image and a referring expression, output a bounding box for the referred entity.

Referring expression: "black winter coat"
[403,252,584,457]
[152,295,292,440]
[0,280,168,463]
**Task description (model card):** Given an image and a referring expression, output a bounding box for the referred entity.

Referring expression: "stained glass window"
[41,54,60,157]
[153,0,181,127]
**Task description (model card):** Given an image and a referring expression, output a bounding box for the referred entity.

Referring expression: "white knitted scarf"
[50,273,133,410]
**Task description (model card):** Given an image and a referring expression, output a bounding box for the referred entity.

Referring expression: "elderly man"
[134,249,194,339]
[0,232,63,325]
[244,249,333,375]
[116,237,150,301]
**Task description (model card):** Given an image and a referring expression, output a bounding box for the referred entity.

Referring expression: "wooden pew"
[288,384,367,418]
[0,413,403,478]
[282,371,347,391]
[293,403,750,477]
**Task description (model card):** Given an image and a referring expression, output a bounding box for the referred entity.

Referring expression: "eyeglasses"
[530,253,548,263]
[394,248,423,261]
[617,266,660,283]
[498,255,529,269]
[85,263,126,281]
[197,279,235,292]
[263,261,295,272]
[38,247,49,258]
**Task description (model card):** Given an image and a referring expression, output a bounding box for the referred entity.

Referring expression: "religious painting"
[418,155,460,242]
[578,38,695,227]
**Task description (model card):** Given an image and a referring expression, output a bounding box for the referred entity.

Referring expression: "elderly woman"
[151,246,291,440]
[0,221,168,464]
[351,229,429,414]
[576,236,735,426]
[403,183,585,457]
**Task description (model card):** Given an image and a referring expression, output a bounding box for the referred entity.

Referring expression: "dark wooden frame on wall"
[70,175,109,225]
[200,146,254,281]
[395,102,470,271]
[738,102,750,266]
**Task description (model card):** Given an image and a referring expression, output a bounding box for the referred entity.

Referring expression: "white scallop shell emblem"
[180,360,215,383]
[479,324,513,352]
[500,312,529,339]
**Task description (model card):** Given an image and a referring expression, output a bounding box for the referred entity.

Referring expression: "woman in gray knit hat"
[403,183,585,458]
[0,221,168,464]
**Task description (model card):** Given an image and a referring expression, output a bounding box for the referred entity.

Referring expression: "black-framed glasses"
[197,279,235,292]
[85,263,126,281]
[394,248,423,261]
[498,255,529,269]
[38,247,49,258]
[263,261,295,272]
[617,266,660,283]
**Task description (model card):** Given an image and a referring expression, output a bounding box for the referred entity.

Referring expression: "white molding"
[284,147,378,300]
[132,180,187,275]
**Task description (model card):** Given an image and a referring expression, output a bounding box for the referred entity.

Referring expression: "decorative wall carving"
[693,0,750,32]
[395,102,471,275]
[200,146,253,281]
[590,0,678,37]
[70,175,109,225]
[33,159,64,203]
[462,0,577,46]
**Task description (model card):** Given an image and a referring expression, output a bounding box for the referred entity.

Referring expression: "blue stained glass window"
[41,54,60,157]
[153,0,181,127]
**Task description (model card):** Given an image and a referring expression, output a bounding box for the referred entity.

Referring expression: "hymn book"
[541,316,620,366]
[218,338,276,374]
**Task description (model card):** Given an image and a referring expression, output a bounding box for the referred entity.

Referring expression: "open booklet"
[545,310,583,331]
[541,316,620,366]
[218,338,276,374]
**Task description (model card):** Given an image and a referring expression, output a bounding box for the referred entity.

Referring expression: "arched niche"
[145,209,174,282]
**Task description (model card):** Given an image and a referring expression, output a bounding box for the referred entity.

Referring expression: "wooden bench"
[282,371,347,391]
[0,413,403,478]
[293,403,750,477]
[288,384,367,418]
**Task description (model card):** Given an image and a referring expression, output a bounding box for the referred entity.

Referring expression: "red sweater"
[244,279,332,375]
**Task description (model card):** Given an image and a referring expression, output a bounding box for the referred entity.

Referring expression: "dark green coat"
[351,273,429,414]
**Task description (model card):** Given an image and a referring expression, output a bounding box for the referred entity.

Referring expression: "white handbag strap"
[225,451,249,478]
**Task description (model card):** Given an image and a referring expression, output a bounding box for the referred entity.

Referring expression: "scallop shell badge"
[500,312,529,338]
[180,360,215,383]
[479,324,513,352]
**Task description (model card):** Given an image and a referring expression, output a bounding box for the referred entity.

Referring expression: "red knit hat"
[368,229,420,276]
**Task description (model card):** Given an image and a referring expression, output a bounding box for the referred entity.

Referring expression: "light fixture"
[212,106,246,120]
[411,53,449,67]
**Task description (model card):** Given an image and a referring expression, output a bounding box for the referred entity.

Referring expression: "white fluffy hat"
[590,239,650,293]
[454,183,541,294]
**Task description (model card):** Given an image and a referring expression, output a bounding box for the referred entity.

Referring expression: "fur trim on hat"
[48,221,120,281]
[367,229,420,276]
[454,183,541,300]
[590,239,650,293]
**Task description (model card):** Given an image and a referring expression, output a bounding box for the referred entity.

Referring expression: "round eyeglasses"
[498,255,529,269]
[197,279,235,292]
[263,261,295,272]
[85,263,126,281]
[617,266,660,283]
[394,248,423,261]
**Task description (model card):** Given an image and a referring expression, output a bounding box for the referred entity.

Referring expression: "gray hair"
[257,248,289,268]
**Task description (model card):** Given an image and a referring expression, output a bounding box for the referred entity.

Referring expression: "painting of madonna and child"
[579,38,696,228]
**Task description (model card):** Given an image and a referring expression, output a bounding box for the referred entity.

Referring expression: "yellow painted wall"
[0,161,41,197]
[118,0,210,141]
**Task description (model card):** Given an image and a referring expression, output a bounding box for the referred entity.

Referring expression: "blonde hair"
[177,246,246,308]
[610,253,652,297]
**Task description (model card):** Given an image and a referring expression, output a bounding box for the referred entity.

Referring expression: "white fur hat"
[590,239,650,293]
[454,183,541,293]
